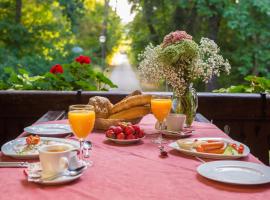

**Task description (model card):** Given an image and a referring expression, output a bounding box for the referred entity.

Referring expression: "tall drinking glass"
[68,105,95,166]
[151,96,172,146]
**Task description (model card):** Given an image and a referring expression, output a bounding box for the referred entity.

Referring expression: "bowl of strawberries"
[105,122,145,144]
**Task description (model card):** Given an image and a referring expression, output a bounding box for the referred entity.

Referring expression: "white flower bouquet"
[139,30,231,125]
[139,30,230,95]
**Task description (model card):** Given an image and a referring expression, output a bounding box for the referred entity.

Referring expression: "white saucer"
[162,129,193,138]
[25,163,83,185]
[31,173,82,185]
[155,127,193,138]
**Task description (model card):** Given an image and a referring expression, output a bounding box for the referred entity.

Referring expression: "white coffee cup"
[39,144,79,177]
[166,113,186,131]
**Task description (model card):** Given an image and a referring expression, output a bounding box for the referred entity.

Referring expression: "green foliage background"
[0,0,269,92]
[0,0,123,80]
[127,0,270,91]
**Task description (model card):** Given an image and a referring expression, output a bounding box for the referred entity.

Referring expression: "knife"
[0,162,28,168]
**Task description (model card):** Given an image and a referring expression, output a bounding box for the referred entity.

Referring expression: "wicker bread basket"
[94,117,143,130]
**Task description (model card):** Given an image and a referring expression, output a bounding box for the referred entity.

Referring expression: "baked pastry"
[88,96,113,118]
[109,106,151,120]
[122,90,142,101]
[110,94,151,114]
[90,91,151,130]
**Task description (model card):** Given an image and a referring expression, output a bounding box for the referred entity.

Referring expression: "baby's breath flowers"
[138,31,231,96]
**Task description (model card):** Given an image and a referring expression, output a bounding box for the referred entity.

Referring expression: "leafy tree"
[0,0,123,80]
[0,0,75,74]
[76,1,123,67]
[59,0,85,33]
[128,0,270,91]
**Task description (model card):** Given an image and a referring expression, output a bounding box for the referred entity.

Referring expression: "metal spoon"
[83,140,92,158]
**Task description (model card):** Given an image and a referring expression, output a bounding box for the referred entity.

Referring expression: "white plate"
[168,137,250,159]
[106,136,145,144]
[1,137,80,159]
[160,129,193,138]
[24,124,72,137]
[197,160,270,185]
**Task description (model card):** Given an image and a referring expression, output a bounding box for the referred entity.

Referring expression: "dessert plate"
[106,136,145,144]
[1,137,79,159]
[169,137,250,159]
[197,160,270,185]
[24,124,72,137]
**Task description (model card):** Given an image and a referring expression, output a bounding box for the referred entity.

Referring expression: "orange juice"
[151,99,172,122]
[68,110,95,139]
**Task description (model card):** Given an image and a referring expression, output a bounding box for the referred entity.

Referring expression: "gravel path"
[109,54,141,92]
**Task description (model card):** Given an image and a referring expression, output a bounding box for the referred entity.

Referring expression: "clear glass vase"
[172,85,198,127]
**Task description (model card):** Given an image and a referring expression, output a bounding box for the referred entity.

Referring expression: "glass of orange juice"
[68,104,95,166]
[151,96,172,145]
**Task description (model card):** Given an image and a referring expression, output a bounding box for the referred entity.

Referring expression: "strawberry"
[118,122,127,130]
[127,134,135,140]
[118,122,132,130]
[133,133,138,139]
[114,126,123,134]
[138,130,145,138]
[117,132,125,140]
[106,129,115,139]
[108,126,117,132]
[132,125,140,134]
[125,125,135,135]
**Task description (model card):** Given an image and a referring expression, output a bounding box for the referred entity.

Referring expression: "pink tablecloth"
[0,114,269,200]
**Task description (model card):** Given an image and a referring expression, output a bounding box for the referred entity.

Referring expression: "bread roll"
[88,96,113,118]
[111,94,151,114]
[109,106,150,120]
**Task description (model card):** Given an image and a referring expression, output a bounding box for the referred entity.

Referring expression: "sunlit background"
[0,0,269,92]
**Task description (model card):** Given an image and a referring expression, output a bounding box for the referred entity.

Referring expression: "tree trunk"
[15,0,22,24]
[251,35,259,75]
[186,4,197,36]
[100,0,109,69]
[143,0,159,44]
[173,6,187,30]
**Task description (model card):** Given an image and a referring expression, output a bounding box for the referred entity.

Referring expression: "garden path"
[109,53,141,91]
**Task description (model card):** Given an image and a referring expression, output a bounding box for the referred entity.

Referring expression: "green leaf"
[95,71,117,88]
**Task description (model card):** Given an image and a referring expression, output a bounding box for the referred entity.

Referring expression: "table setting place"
[1,91,270,187]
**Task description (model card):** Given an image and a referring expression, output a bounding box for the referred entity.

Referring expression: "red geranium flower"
[50,64,64,74]
[75,55,91,64]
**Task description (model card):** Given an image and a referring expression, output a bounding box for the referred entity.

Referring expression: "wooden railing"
[0,91,269,164]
